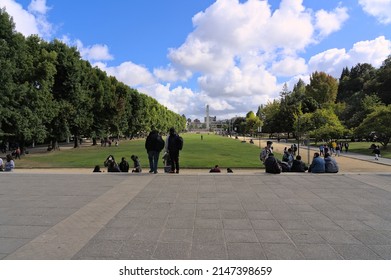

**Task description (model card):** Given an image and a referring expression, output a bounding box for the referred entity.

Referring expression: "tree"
[355,105,391,148]
[306,71,338,105]
[245,111,262,136]
[370,56,391,105]
[337,63,376,102]
[296,108,347,143]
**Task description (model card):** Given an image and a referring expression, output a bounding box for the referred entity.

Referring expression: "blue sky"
[1,0,391,120]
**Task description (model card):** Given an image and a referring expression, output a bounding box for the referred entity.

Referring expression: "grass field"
[15,134,276,169]
[307,141,390,159]
[345,142,391,158]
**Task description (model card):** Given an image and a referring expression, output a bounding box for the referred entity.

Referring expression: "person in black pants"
[165,127,183,173]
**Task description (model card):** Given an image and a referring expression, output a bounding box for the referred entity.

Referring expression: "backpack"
[177,135,184,150]
[157,135,165,152]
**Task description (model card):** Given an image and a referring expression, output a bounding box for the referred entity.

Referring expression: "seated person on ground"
[309,152,325,173]
[131,155,142,173]
[324,153,339,173]
[93,165,102,172]
[104,155,120,172]
[290,155,308,172]
[209,165,221,173]
[264,153,282,174]
[119,157,130,172]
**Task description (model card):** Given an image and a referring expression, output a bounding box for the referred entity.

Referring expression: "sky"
[1,0,391,121]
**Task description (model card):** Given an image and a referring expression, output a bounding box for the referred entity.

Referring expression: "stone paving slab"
[1,172,391,260]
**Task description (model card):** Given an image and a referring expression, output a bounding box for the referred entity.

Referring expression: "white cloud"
[271,56,308,77]
[75,40,114,61]
[0,0,52,38]
[308,36,391,77]
[97,61,156,88]
[359,0,391,24]
[28,0,48,14]
[315,6,349,37]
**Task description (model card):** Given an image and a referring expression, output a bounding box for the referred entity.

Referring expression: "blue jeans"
[148,150,160,173]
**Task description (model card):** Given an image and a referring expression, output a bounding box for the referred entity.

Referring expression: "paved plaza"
[1,171,391,260]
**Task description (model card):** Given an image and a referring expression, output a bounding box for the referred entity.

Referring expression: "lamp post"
[297,115,300,155]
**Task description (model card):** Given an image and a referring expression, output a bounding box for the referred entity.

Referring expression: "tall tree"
[306,71,338,105]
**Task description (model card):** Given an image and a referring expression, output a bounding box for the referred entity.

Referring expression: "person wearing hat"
[260,141,273,164]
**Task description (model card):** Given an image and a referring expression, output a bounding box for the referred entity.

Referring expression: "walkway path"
[1,171,391,260]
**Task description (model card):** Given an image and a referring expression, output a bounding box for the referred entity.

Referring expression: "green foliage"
[306,71,338,105]
[296,108,347,142]
[0,9,184,147]
[355,105,391,147]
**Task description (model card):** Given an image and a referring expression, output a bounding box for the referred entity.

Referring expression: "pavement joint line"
[5,176,153,260]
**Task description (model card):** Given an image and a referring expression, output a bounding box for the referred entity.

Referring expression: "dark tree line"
[0,9,186,149]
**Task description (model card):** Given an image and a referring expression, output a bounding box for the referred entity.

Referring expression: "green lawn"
[17,134,275,169]
[346,142,391,158]
[310,141,391,159]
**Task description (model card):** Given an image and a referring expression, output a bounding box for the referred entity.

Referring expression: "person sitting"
[93,165,102,172]
[131,155,142,173]
[4,154,15,172]
[119,157,130,172]
[290,155,308,172]
[209,165,221,173]
[309,152,325,173]
[227,167,233,173]
[104,155,120,172]
[324,153,339,173]
[264,153,282,174]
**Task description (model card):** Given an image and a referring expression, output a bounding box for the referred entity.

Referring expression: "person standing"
[372,145,381,160]
[165,127,183,174]
[0,156,4,171]
[145,130,165,174]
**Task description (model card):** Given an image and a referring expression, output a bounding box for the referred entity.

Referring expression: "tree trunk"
[74,135,79,148]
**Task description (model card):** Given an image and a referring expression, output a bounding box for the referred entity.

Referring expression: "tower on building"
[206,105,210,130]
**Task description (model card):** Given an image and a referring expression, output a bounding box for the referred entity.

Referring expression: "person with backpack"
[145,130,165,174]
[165,127,183,173]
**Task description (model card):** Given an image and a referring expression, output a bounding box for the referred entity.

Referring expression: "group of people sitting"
[261,141,339,174]
[93,154,141,173]
[264,152,338,174]
[209,165,234,173]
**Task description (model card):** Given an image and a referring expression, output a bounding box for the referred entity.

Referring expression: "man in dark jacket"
[145,130,165,173]
[290,155,308,172]
[165,127,182,173]
[264,153,282,174]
